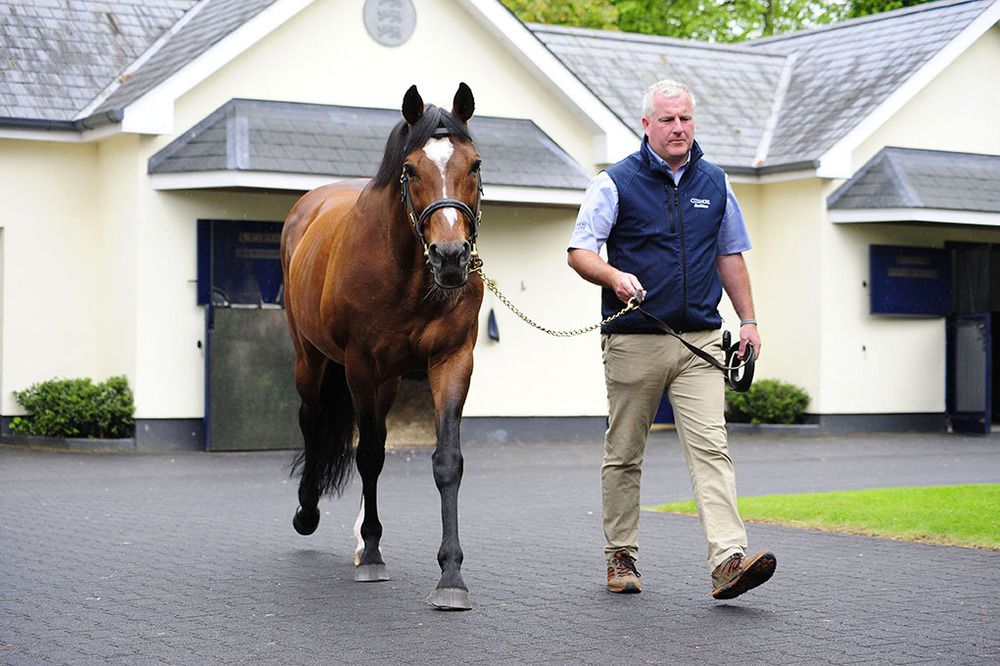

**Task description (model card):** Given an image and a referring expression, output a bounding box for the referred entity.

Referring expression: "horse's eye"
[403,164,417,178]
[469,160,482,175]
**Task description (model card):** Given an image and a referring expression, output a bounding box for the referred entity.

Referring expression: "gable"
[157,0,605,171]
[750,0,996,170]
[855,24,1000,169]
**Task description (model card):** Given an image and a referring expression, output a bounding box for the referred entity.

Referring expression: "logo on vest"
[690,197,711,209]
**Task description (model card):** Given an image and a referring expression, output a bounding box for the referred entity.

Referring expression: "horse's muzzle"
[427,240,472,289]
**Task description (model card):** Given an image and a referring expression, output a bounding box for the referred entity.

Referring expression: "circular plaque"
[363,0,416,47]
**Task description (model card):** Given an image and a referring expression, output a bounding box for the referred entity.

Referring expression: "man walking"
[567,79,776,600]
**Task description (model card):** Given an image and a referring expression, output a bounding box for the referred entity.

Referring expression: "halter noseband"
[398,130,483,257]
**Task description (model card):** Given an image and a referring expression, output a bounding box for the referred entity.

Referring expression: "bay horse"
[280,83,484,610]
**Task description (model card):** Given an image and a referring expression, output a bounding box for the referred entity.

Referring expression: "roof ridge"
[753,52,797,167]
[75,0,210,121]
[166,96,553,127]
[748,0,991,46]
[881,148,924,207]
[882,145,999,158]
[527,22,774,57]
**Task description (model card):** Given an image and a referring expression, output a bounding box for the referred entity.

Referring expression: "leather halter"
[398,130,483,255]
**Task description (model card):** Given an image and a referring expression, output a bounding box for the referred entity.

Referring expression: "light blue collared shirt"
[569,152,751,255]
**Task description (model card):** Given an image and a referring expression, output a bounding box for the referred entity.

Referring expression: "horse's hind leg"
[351,372,400,582]
[292,391,323,535]
[292,355,354,535]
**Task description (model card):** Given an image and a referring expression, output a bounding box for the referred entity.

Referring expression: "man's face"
[641,92,695,169]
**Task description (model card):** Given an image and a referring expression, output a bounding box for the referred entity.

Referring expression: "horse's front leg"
[426,347,474,610]
[348,364,398,582]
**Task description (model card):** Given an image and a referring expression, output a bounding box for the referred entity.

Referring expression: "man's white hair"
[642,80,696,118]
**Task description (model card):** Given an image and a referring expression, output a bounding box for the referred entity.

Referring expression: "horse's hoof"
[427,587,472,611]
[292,506,320,535]
[354,546,383,567]
[354,563,390,582]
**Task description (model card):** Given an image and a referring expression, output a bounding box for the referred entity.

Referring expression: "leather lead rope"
[635,306,756,393]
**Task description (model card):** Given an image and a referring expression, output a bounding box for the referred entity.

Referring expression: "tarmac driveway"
[2,431,998,665]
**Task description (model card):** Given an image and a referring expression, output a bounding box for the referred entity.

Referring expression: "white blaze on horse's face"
[422,137,458,228]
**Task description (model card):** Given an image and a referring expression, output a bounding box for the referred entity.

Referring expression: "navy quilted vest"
[602,138,728,333]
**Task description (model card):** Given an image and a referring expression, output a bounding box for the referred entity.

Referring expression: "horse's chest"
[364,316,461,370]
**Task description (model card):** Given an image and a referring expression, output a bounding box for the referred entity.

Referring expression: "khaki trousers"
[601,331,746,571]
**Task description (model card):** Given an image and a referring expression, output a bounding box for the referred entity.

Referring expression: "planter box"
[727,423,821,435]
[1,434,137,452]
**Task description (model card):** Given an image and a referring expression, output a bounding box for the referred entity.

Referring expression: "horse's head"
[397,83,481,290]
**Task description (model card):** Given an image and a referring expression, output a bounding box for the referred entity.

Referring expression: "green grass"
[647,484,1000,550]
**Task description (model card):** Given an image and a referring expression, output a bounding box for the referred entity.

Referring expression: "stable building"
[2,0,998,449]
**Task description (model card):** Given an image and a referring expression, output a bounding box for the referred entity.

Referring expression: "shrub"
[10,376,135,439]
[726,378,810,425]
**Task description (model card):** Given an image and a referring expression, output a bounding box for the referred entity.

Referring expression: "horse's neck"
[365,186,431,292]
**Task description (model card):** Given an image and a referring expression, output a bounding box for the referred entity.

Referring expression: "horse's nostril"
[427,241,471,267]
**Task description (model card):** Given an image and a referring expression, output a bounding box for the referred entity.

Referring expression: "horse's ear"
[402,85,424,126]
[452,82,474,123]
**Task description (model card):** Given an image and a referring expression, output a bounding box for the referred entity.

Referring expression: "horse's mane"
[371,104,474,190]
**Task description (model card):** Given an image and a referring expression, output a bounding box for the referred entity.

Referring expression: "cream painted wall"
[94,134,141,392]
[722,182,761,330]
[122,0,609,419]
[466,204,606,416]
[0,133,299,420]
[6,1,996,426]
[818,222,1000,414]
[0,230,4,407]
[741,179,825,409]
[130,184,300,418]
[855,25,1000,167]
[0,141,107,414]
[158,0,596,173]
[813,26,1000,416]
[755,175,995,417]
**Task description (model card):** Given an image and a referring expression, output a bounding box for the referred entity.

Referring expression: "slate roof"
[147,98,592,190]
[0,0,197,124]
[744,0,995,167]
[827,147,1000,213]
[92,0,278,118]
[529,26,789,169]
[1,0,996,174]
[532,0,996,169]
[0,0,278,126]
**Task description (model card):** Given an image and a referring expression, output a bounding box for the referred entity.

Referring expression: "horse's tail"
[292,362,356,497]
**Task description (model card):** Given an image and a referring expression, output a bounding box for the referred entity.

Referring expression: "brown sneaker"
[607,550,642,593]
[711,550,776,600]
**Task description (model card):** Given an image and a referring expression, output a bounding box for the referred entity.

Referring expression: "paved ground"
[2,430,998,665]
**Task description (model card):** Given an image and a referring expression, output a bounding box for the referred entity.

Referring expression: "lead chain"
[471,260,637,338]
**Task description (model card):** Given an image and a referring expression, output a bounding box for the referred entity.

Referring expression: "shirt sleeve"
[568,171,618,254]
[717,174,752,255]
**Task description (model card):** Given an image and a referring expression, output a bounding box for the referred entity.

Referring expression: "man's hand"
[739,322,761,360]
[613,272,644,305]
[568,249,644,304]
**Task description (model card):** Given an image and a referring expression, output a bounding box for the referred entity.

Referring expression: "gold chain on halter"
[470,256,638,337]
